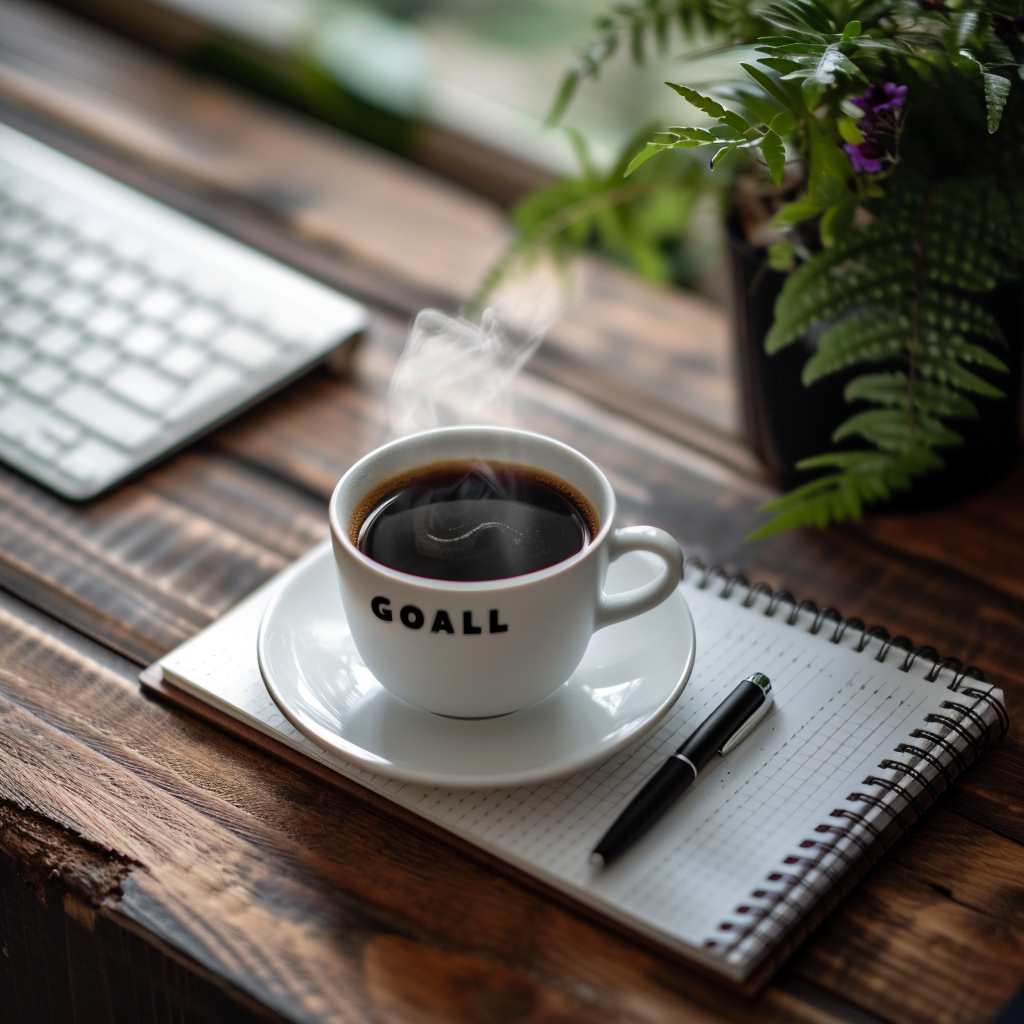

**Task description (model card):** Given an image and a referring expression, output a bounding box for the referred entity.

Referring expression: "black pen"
[591,673,773,866]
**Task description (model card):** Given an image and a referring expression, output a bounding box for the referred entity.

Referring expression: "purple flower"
[851,82,907,115]
[845,82,905,174]
[844,141,886,174]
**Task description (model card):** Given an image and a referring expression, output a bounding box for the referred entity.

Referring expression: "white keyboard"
[0,123,366,499]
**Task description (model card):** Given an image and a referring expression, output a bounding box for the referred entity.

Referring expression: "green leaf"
[838,117,864,145]
[547,71,579,125]
[711,142,741,168]
[844,373,980,419]
[758,57,803,75]
[802,78,825,109]
[804,120,851,205]
[983,73,1011,133]
[760,131,785,185]
[772,198,822,226]
[842,372,910,408]
[624,128,710,174]
[833,409,963,451]
[917,293,1006,346]
[917,359,1006,397]
[819,199,855,246]
[800,310,908,380]
[768,240,796,271]
[809,172,846,205]
[841,20,861,42]
[741,62,799,112]
[730,88,783,125]
[665,82,726,119]
[769,109,798,134]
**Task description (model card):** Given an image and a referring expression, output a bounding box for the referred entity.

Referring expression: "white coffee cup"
[329,426,683,717]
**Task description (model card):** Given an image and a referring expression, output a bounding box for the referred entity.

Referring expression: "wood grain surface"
[0,3,1022,1024]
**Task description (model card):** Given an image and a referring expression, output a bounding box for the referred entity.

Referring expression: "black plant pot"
[728,229,1024,508]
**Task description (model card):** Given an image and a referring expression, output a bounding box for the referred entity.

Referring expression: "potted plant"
[475,0,1024,537]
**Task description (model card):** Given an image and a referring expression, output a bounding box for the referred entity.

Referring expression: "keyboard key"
[52,289,95,320]
[108,364,179,412]
[34,231,75,264]
[55,383,160,449]
[101,270,147,302]
[137,288,184,320]
[176,306,222,341]
[37,323,84,358]
[18,268,61,301]
[22,429,61,461]
[66,252,108,283]
[0,214,35,244]
[0,396,81,448]
[37,413,80,445]
[0,344,31,378]
[86,305,132,341]
[158,344,208,380]
[70,345,120,379]
[20,362,69,399]
[3,304,46,339]
[0,397,42,442]
[210,326,279,370]
[122,324,170,358]
[60,438,132,483]
[0,252,21,278]
[168,365,242,422]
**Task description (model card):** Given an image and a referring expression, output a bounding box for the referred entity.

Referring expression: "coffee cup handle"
[595,526,683,630]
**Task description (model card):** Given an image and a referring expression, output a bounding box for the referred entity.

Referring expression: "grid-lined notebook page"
[155,540,1003,982]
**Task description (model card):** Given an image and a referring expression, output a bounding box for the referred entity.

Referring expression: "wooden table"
[1,3,1022,1023]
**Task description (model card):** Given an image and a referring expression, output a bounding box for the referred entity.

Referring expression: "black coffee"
[353,461,598,581]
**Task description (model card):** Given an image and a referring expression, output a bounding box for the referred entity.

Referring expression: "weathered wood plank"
[792,811,1024,1024]
[0,452,299,659]
[855,464,1024,604]
[0,590,854,1024]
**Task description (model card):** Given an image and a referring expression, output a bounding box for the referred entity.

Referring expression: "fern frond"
[916,293,1006,346]
[748,446,944,541]
[548,0,769,122]
[844,372,980,418]
[832,409,964,450]
[768,269,909,353]
[801,310,908,383]
[752,174,1020,538]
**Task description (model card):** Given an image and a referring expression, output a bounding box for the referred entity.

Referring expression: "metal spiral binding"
[685,556,1007,956]
[683,556,987,684]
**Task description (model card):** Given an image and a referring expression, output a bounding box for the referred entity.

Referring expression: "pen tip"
[589,852,605,868]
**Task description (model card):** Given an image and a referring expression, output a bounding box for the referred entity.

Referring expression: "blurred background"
[53,0,731,294]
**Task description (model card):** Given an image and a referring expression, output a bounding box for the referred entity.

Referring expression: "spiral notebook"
[140,539,1007,988]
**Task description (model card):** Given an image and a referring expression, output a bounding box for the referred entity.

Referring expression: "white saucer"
[257,545,695,788]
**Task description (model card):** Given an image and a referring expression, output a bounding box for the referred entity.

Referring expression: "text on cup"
[371,597,508,634]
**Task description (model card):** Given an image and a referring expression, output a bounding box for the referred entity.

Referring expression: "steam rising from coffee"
[388,305,551,436]
[371,300,589,580]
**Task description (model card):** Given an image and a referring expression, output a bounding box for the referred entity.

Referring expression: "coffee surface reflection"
[355,461,598,581]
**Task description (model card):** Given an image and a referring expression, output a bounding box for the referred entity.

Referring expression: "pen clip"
[718,691,774,756]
